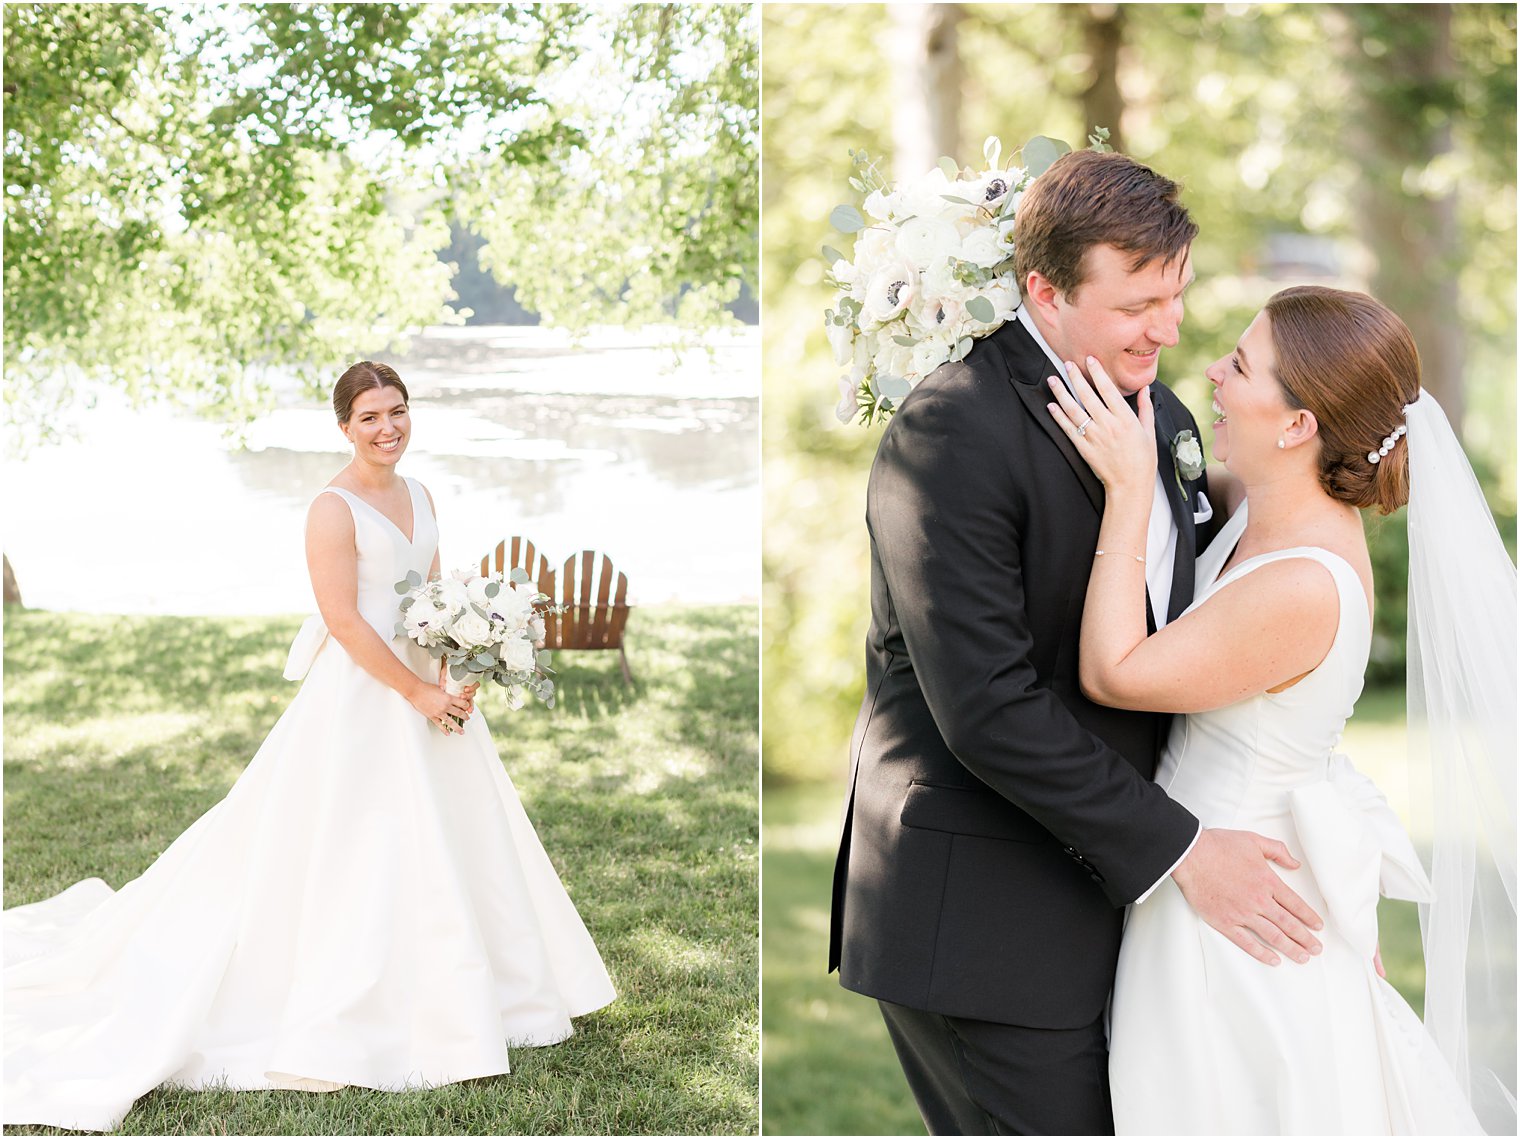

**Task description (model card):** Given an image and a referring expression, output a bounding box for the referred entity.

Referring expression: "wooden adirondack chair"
[479,536,554,594]
[553,550,634,684]
[478,539,634,684]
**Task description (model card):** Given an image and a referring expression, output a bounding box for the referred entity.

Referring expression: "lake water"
[4,325,759,615]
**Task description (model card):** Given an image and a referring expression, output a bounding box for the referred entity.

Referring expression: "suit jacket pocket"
[899,780,1050,844]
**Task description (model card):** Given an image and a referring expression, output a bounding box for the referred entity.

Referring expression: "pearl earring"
[1277,435,1286,450]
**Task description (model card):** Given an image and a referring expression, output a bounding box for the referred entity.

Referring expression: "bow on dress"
[1288,751,1434,958]
[282,615,329,681]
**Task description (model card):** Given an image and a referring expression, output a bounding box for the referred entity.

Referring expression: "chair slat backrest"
[477,539,634,676]
[558,550,632,649]
[481,536,553,594]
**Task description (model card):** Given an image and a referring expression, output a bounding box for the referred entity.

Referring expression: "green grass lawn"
[3,604,758,1136]
[761,686,1426,1137]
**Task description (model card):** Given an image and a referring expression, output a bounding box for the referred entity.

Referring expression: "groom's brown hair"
[1014,150,1197,299]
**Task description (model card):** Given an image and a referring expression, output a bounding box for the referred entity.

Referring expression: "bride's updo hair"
[333,361,409,424]
[1263,286,1422,516]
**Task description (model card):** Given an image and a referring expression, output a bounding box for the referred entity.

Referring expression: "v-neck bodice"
[319,478,438,638]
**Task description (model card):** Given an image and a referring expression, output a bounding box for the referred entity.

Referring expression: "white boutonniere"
[1171,429,1204,494]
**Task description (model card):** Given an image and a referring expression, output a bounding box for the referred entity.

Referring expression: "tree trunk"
[3,554,21,605]
[1341,4,1465,427]
[890,4,964,179]
[1074,4,1127,153]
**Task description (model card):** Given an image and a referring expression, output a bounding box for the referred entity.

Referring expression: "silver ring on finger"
[1076,416,1094,437]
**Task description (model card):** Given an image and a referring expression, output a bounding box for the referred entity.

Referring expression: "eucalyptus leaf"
[892,335,916,347]
[539,651,553,668]
[965,296,996,323]
[509,568,530,585]
[877,374,911,400]
[399,595,415,611]
[1021,135,1071,178]
[484,580,500,597]
[937,156,959,179]
[394,580,411,595]
[471,602,490,620]
[983,135,1002,168]
[478,650,496,667]
[821,244,845,265]
[406,569,423,587]
[940,195,974,206]
[450,663,469,681]
[830,204,866,234]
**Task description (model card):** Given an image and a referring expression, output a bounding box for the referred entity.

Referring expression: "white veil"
[1403,392,1517,1135]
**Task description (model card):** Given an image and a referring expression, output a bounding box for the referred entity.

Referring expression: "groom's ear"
[1024,270,1062,321]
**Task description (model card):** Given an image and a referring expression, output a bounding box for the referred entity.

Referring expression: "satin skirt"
[4,635,615,1131]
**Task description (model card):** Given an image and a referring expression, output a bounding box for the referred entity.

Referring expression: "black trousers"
[878,1000,1113,1136]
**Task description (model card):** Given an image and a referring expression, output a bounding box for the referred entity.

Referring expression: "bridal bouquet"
[826,130,1109,425]
[394,568,557,715]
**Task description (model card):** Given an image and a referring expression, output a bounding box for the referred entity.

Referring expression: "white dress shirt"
[1013,306,1200,900]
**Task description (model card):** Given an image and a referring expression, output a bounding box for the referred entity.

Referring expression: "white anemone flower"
[862,262,919,326]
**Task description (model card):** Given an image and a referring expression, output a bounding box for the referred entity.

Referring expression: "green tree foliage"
[468,5,758,329]
[3,3,757,436]
[762,3,1516,784]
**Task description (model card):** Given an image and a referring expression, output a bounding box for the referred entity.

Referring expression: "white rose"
[910,336,953,380]
[527,614,546,643]
[958,226,1005,269]
[836,372,861,424]
[501,636,537,672]
[894,216,959,266]
[857,225,887,264]
[452,609,493,648]
[1176,437,1203,469]
[896,167,954,221]
[920,257,962,301]
[829,258,860,292]
[435,578,469,612]
[872,339,914,383]
[984,277,1020,320]
[465,575,499,611]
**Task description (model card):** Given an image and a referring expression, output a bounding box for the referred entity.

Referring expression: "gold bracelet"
[1095,549,1145,564]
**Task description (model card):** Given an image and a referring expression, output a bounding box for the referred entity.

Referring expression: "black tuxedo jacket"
[829,318,1220,1029]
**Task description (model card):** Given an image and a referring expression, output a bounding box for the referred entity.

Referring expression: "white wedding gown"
[3,478,616,1132]
[1109,504,1483,1135]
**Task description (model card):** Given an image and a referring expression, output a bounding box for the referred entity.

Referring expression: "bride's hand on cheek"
[1046,356,1156,500]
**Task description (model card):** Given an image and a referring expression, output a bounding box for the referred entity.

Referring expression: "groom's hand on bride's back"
[1171,828,1325,966]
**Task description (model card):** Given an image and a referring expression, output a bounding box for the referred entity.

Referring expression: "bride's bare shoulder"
[306,488,355,532]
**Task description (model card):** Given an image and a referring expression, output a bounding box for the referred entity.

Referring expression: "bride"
[4,361,616,1131]
[1045,287,1513,1135]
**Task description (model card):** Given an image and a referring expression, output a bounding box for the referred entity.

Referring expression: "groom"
[829,150,1325,1135]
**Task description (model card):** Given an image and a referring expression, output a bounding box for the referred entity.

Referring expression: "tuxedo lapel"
[1152,397,1196,622]
[990,322,1104,515]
